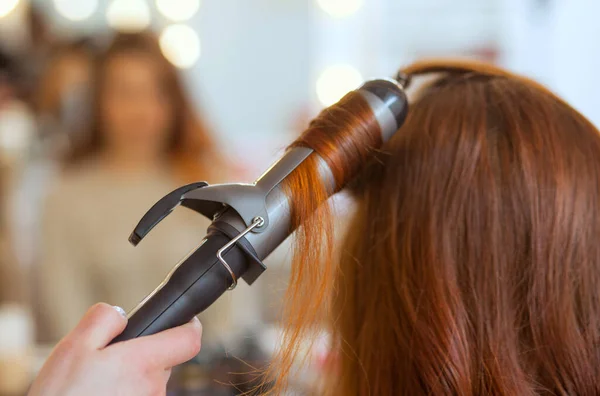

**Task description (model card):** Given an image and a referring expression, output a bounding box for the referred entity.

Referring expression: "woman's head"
[275,60,600,394]
[69,32,214,179]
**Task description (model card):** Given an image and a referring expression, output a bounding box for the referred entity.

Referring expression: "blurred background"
[0,0,597,394]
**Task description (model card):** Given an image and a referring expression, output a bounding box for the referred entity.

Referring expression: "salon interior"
[0,0,598,394]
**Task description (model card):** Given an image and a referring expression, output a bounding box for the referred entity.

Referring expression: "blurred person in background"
[36,32,231,346]
[0,50,29,297]
[9,39,97,281]
[0,49,34,394]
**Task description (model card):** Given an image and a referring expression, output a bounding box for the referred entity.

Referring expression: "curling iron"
[110,75,409,344]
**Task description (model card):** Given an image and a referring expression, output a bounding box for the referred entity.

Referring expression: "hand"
[28,303,202,396]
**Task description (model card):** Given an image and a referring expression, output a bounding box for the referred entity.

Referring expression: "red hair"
[268,60,600,394]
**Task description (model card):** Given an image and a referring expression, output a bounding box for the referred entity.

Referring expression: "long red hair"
[66,32,218,182]
[270,60,600,395]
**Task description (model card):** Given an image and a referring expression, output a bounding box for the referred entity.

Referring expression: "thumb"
[69,303,128,349]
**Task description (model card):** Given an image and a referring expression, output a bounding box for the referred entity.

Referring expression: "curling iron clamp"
[110,73,410,344]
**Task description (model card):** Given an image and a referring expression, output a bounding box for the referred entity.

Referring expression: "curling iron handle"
[110,233,248,344]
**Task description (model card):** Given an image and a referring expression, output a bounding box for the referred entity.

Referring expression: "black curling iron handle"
[110,231,249,344]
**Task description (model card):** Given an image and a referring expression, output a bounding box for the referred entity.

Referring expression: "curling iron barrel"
[110,77,409,344]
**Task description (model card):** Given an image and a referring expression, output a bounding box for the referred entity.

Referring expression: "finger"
[123,317,202,369]
[163,368,172,384]
[69,303,128,349]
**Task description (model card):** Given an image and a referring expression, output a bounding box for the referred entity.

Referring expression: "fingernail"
[189,316,201,329]
[112,306,127,318]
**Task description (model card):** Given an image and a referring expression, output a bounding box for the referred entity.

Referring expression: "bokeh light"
[156,0,200,22]
[54,0,98,21]
[316,0,363,18]
[159,24,201,69]
[316,64,363,106]
[0,0,19,19]
[106,0,151,32]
